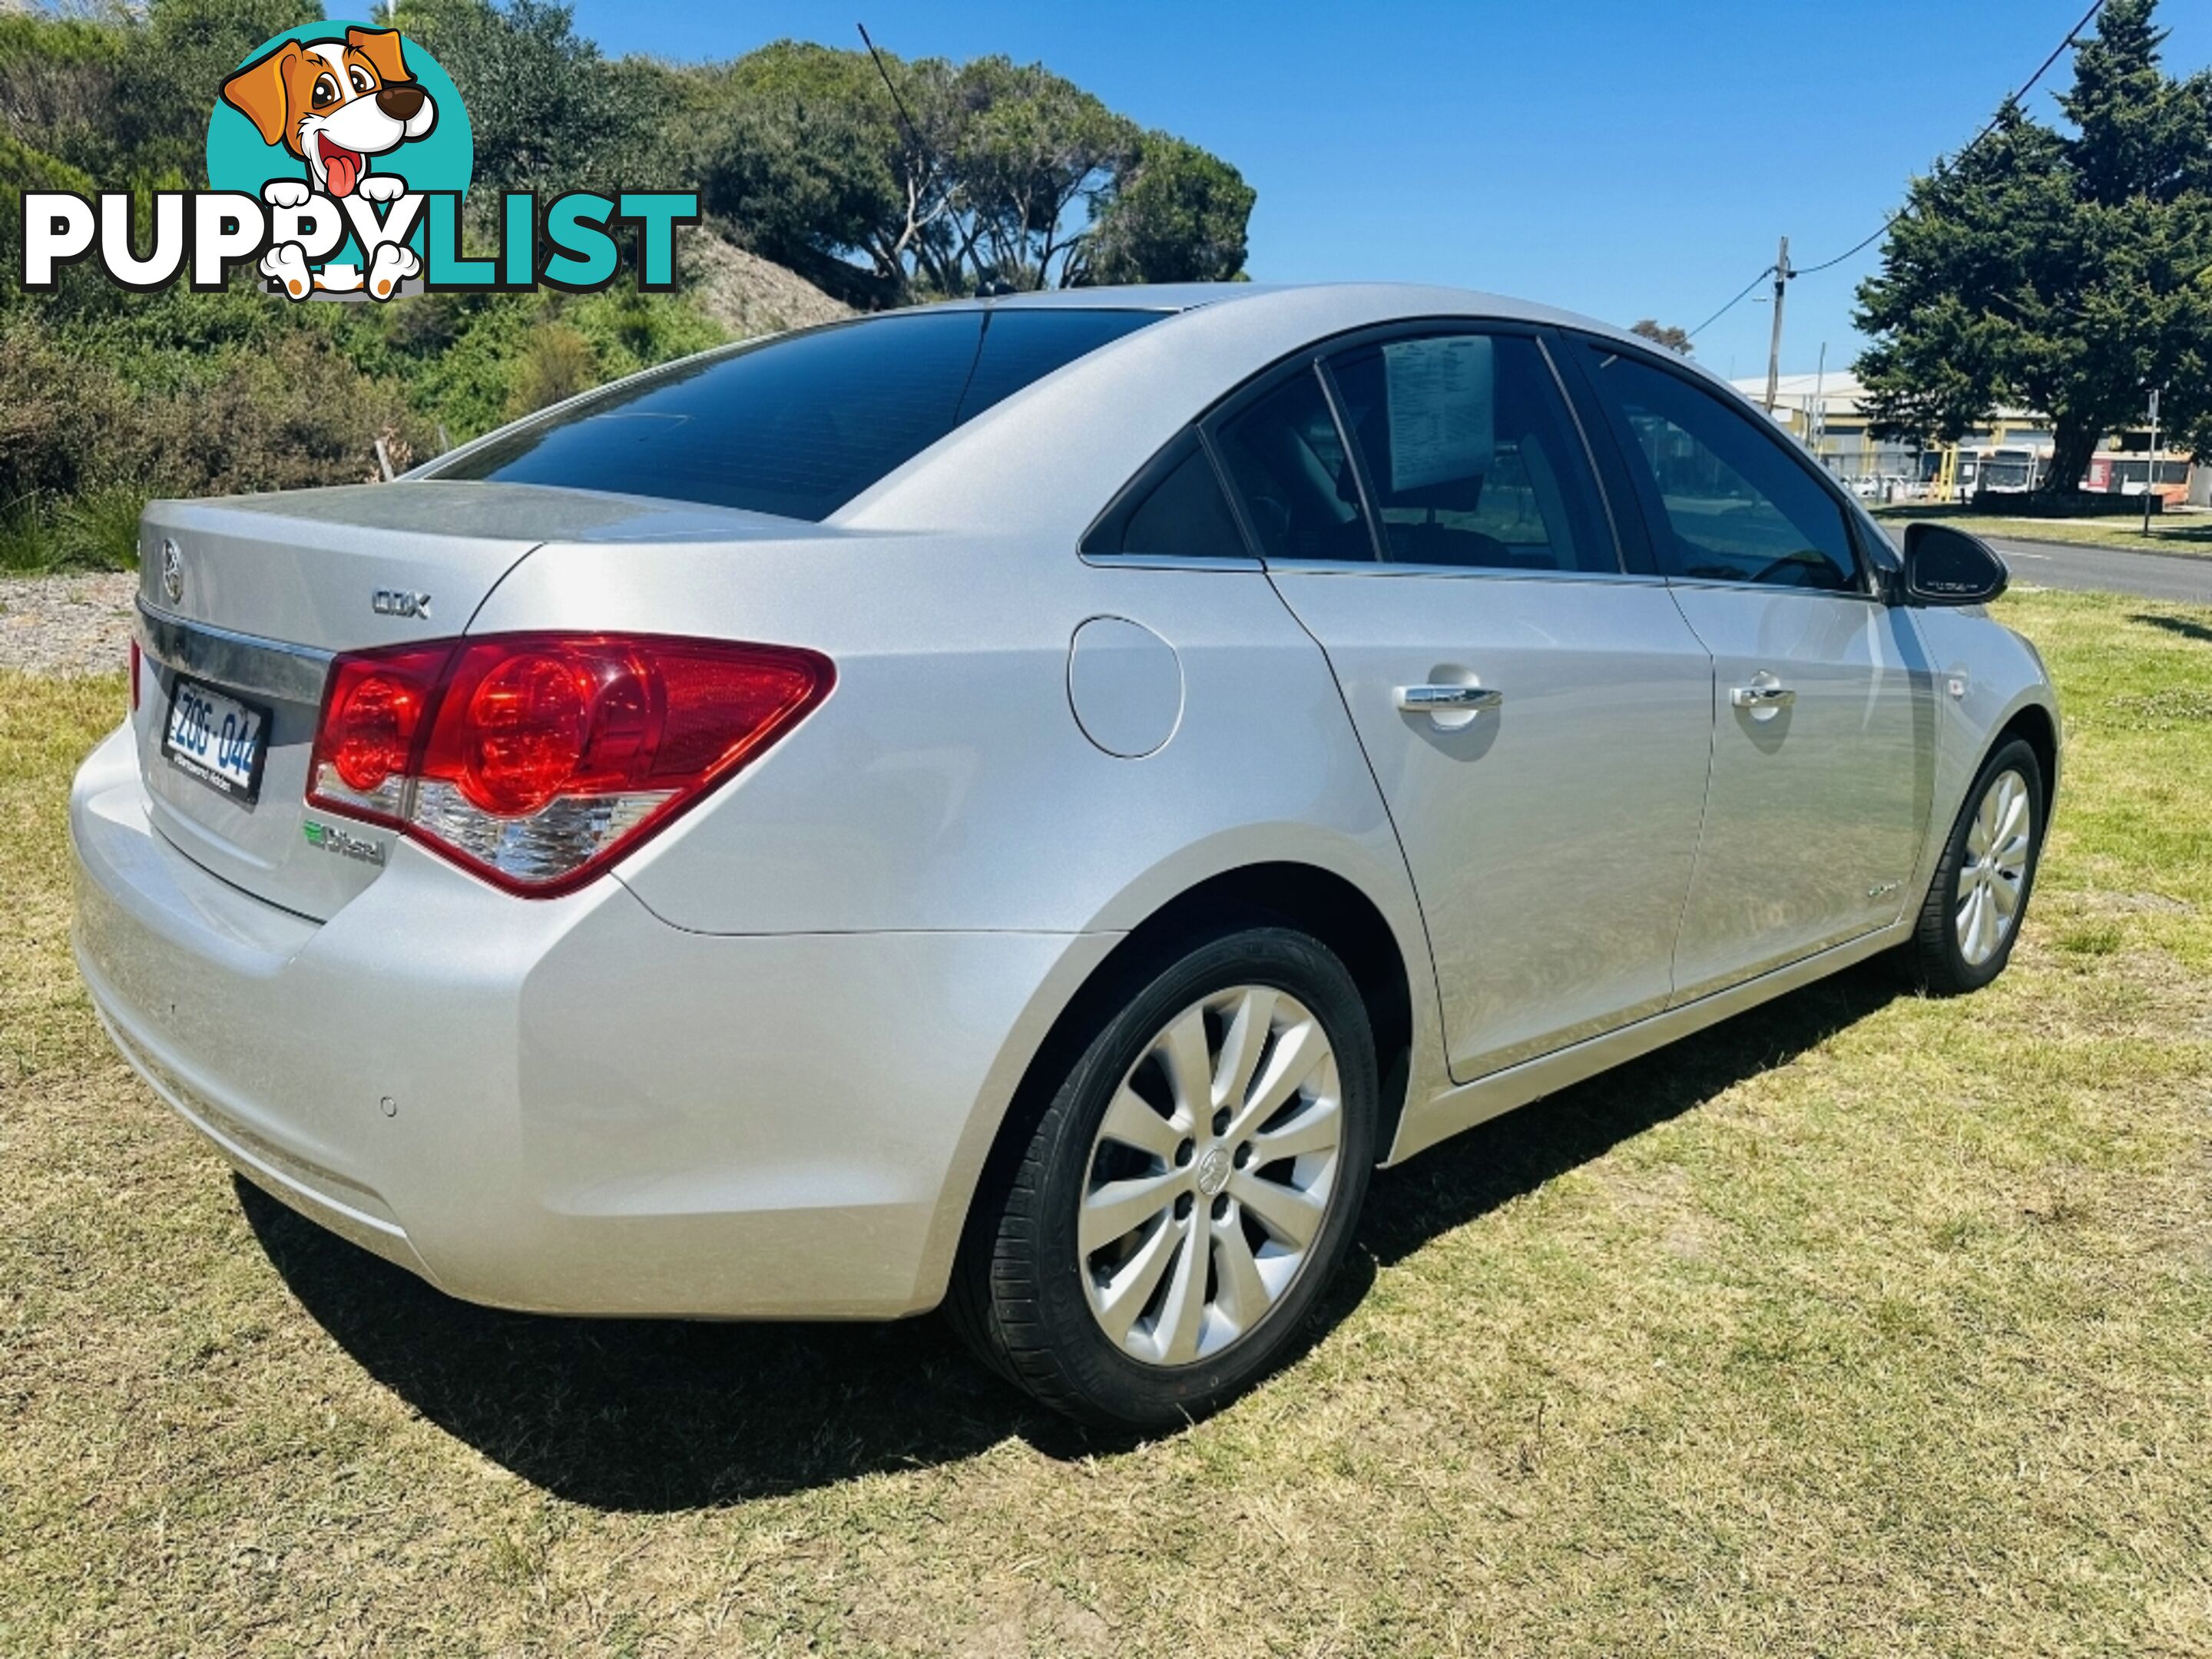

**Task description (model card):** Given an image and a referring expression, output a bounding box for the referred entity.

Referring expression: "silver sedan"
[72,284,2058,1426]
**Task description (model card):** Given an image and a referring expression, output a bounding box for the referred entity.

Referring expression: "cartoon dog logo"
[220,27,437,299]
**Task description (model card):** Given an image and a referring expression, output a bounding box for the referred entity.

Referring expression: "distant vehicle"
[1849,472,1916,504]
[1916,444,2049,504]
[2086,453,2190,503]
[1975,447,2046,495]
[73,285,2061,1427]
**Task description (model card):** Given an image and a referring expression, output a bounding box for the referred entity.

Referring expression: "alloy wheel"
[1955,767,2032,967]
[1078,986,1343,1368]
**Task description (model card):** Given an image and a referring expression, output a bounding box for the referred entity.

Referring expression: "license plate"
[162,677,270,806]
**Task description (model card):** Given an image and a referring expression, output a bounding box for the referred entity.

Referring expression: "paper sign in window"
[1383,336,1495,494]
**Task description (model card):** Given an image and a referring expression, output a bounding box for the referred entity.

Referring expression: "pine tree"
[1854,0,2212,493]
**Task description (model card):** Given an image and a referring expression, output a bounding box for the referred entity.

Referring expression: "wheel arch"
[1993,699,2060,820]
[909,856,1432,1313]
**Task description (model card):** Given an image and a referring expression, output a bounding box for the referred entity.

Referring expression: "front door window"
[1584,347,1861,592]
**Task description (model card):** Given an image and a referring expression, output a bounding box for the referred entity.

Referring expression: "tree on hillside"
[144,0,324,171]
[1084,134,1253,286]
[694,41,953,305]
[396,0,647,201]
[944,55,1134,290]
[0,0,317,200]
[694,38,1252,304]
[1854,0,2212,492]
[1628,319,1694,354]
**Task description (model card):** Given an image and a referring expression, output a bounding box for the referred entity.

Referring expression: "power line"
[1793,0,2104,276]
[1683,0,2105,335]
[1687,263,1774,339]
[1786,220,1893,282]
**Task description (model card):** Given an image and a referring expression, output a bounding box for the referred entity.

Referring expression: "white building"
[1727,372,2054,498]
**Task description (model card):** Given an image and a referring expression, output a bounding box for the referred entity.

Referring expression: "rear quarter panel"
[470,535,1426,943]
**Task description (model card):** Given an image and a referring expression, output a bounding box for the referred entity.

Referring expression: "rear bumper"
[71,722,1110,1318]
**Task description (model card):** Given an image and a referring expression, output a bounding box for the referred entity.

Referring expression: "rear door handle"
[1728,684,1796,709]
[1396,684,1504,714]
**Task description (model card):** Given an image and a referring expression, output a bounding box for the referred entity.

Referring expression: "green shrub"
[0,500,56,573]
[0,321,139,504]
[507,321,599,419]
[49,484,147,570]
[566,287,729,378]
[167,332,438,495]
[0,487,143,573]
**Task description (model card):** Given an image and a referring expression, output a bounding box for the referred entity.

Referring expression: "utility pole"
[1811,339,1828,465]
[2142,386,2161,538]
[1763,235,1792,415]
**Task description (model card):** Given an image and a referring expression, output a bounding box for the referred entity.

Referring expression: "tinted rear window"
[432,308,1165,522]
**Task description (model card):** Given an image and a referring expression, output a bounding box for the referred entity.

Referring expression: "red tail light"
[129,637,141,713]
[307,634,833,896]
[315,644,449,816]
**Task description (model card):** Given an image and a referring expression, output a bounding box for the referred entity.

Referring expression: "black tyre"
[949,926,1379,1429]
[1902,737,2045,995]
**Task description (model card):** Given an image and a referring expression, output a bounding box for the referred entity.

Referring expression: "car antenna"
[859,24,1002,301]
[856,22,938,215]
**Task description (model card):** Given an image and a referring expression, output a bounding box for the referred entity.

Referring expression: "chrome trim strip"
[1263,559,1671,585]
[1079,552,1267,573]
[1661,575,1883,604]
[135,599,333,705]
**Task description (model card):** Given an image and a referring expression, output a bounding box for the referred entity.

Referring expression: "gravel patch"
[0,572,138,679]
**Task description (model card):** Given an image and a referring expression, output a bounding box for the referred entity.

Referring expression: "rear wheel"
[1902,737,2045,995]
[950,926,1378,1428]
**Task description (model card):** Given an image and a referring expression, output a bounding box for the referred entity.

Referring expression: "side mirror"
[1901,522,2009,607]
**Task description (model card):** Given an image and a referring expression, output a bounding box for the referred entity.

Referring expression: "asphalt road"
[1985,536,2212,605]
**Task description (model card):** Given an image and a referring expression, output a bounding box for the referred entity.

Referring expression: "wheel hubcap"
[1078,986,1343,1369]
[1955,767,2032,967]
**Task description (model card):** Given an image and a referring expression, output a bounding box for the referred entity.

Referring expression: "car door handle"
[1396,684,1504,714]
[1729,684,1796,709]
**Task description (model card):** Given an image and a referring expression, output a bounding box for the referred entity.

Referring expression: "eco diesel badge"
[373,588,431,619]
[303,820,386,866]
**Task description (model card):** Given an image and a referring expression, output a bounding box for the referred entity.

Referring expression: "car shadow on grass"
[1345,959,1900,1271]
[243,959,1903,1512]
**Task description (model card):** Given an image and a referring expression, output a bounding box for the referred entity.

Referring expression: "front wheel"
[1902,737,2046,995]
[949,926,1379,1429]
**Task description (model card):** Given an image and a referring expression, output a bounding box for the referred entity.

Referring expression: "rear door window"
[1325,332,1617,572]
[1210,366,1378,563]
[1086,433,1250,560]
[432,308,1164,522]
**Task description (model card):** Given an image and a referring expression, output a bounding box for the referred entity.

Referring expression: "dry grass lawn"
[2,588,2209,1656]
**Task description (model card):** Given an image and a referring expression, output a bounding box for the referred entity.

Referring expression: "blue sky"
[570,0,2212,383]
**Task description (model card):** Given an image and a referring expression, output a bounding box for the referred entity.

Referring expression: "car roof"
[835,283,1691,537]
[912,280,1624,338]
[909,282,1279,313]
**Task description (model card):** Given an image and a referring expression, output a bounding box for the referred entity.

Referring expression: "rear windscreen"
[430,307,1167,521]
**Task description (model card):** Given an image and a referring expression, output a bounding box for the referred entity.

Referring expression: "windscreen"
[431,307,1167,521]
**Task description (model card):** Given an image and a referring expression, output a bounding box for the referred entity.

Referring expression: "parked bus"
[2085,452,2190,504]
[1918,443,2049,502]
